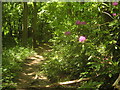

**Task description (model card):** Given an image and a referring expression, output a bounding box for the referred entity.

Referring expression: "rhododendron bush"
[42,2,120,89]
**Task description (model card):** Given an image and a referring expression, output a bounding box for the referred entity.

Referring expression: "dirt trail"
[16,43,52,89]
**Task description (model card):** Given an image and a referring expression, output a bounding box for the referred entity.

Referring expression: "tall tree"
[32,2,37,48]
[0,2,2,89]
[22,2,28,46]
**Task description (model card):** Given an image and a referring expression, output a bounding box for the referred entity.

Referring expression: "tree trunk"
[0,2,2,88]
[18,16,22,40]
[8,16,12,37]
[32,2,37,48]
[22,2,28,47]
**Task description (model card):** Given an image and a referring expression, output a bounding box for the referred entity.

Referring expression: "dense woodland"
[2,2,120,89]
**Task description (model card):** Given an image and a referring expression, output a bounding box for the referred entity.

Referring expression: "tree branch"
[46,78,90,87]
[113,74,120,89]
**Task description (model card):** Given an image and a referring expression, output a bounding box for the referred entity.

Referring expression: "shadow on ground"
[16,43,52,89]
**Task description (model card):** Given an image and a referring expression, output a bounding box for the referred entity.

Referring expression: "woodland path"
[16,43,79,90]
[16,43,53,90]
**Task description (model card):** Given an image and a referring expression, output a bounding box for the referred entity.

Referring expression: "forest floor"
[15,43,79,90]
[16,43,53,90]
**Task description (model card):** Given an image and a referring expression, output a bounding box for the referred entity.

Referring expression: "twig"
[59,78,90,85]
[113,74,120,90]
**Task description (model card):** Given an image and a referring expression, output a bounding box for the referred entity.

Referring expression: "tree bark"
[22,2,28,47]
[32,2,38,48]
[0,2,2,89]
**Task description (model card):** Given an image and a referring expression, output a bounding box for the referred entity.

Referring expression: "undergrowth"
[2,46,36,89]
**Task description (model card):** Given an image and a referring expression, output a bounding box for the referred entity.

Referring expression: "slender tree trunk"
[22,2,28,46]
[8,17,12,37]
[32,2,37,48]
[18,17,22,40]
[0,2,2,88]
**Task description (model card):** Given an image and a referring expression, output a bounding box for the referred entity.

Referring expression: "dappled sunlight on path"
[25,55,44,66]
[16,44,52,89]
[16,43,78,89]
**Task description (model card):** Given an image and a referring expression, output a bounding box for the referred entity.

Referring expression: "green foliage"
[42,2,120,89]
[78,80,103,89]
[2,2,120,89]
[2,46,36,88]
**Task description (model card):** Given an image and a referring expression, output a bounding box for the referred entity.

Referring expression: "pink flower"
[80,22,87,25]
[112,13,117,16]
[79,36,86,42]
[76,20,81,25]
[112,2,118,6]
[76,20,87,25]
[64,31,71,35]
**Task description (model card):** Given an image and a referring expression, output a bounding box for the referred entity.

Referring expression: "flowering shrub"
[76,20,87,25]
[112,2,118,6]
[112,13,117,16]
[79,36,86,42]
[64,31,71,35]
[76,20,81,25]
[80,22,87,25]
[42,2,120,89]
